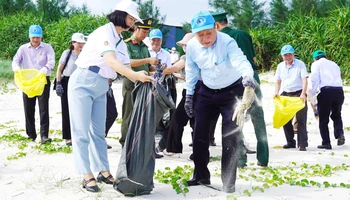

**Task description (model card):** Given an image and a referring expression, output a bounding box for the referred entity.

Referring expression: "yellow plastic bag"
[14,69,47,98]
[273,96,305,129]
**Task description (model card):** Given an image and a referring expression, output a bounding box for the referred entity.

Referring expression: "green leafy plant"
[154,165,193,196]
[33,143,72,154]
[7,151,26,160]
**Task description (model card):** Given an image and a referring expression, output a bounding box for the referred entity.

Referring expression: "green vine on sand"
[154,165,193,196]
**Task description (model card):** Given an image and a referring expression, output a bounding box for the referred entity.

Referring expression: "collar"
[26,42,44,49]
[149,48,164,54]
[109,22,122,39]
[130,35,145,46]
[284,59,296,68]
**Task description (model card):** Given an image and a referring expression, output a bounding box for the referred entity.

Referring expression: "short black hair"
[217,19,228,26]
[106,10,129,29]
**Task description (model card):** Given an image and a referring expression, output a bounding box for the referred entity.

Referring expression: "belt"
[88,66,100,73]
[321,86,342,91]
[204,77,242,93]
[283,89,302,96]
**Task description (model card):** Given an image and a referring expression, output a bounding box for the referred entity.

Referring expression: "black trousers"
[105,88,118,137]
[60,76,71,139]
[281,91,308,147]
[23,76,50,140]
[318,87,344,145]
[192,81,244,190]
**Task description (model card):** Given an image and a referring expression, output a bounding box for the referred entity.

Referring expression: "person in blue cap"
[310,50,345,149]
[12,24,55,144]
[184,11,255,193]
[148,29,175,156]
[274,44,308,151]
[211,11,269,167]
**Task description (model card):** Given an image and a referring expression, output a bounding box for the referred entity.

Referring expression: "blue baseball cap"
[191,11,215,33]
[29,25,42,38]
[149,29,162,39]
[280,44,294,55]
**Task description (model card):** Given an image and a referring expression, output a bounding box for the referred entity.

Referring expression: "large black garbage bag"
[114,81,175,196]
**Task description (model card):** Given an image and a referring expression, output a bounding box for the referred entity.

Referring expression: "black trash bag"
[114,81,175,197]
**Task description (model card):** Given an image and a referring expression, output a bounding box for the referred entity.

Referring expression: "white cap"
[71,33,86,43]
[115,0,143,24]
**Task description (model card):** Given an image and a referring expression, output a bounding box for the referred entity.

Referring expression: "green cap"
[211,11,228,22]
[312,50,326,59]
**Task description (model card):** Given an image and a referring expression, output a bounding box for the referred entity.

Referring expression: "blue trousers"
[68,68,109,174]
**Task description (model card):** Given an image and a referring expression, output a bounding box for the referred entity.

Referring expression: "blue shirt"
[185,31,253,95]
[275,58,308,93]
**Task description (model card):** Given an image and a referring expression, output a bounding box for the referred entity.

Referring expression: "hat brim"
[29,33,42,38]
[192,24,214,34]
[150,36,162,39]
[118,8,143,24]
[72,40,86,43]
[281,51,294,55]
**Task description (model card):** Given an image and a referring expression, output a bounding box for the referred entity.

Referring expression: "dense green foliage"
[250,7,350,82]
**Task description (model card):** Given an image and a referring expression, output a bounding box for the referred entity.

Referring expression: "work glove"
[56,82,64,97]
[40,67,48,75]
[13,65,20,72]
[242,76,256,89]
[232,86,255,127]
[184,94,194,118]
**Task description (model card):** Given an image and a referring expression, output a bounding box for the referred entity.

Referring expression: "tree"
[269,0,289,25]
[0,0,36,15]
[209,0,267,30]
[36,0,90,22]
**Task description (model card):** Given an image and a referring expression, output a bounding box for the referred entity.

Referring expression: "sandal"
[82,178,100,193]
[97,172,114,184]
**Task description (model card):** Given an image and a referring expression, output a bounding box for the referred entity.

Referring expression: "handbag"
[53,50,73,90]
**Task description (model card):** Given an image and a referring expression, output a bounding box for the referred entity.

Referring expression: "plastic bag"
[114,81,175,197]
[273,96,305,128]
[14,69,47,98]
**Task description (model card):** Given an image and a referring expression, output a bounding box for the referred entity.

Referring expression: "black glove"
[242,76,256,89]
[56,82,64,97]
[184,95,194,118]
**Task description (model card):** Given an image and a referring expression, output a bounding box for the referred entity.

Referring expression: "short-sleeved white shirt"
[275,58,308,92]
[75,22,130,79]
[148,48,172,67]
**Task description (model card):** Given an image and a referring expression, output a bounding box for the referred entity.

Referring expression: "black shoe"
[97,172,114,185]
[155,153,164,159]
[210,140,216,146]
[186,178,210,186]
[337,135,345,146]
[107,144,112,149]
[283,144,296,149]
[245,146,256,154]
[257,161,268,167]
[299,146,307,151]
[82,178,100,193]
[66,142,72,146]
[317,144,332,149]
[189,143,193,147]
[41,136,52,144]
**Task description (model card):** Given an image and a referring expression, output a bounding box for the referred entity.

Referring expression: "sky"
[69,0,212,26]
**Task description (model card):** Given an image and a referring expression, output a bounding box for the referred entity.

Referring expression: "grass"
[0,59,14,80]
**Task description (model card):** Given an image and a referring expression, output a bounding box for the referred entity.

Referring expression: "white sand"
[1,72,350,200]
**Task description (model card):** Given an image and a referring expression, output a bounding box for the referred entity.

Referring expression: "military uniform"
[120,19,152,147]
[212,12,269,167]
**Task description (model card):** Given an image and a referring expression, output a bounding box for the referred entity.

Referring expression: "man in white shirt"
[310,50,345,149]
[274,44,308,151]
[148,29,174,154]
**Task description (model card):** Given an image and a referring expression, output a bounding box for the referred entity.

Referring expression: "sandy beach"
[1,72,349,200]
